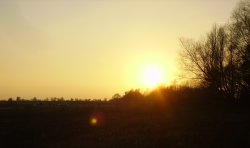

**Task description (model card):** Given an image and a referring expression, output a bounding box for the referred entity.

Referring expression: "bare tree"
[230,0,250,48]
[230,0,250,98]
[179,0,250,100]
[180,25,227,91]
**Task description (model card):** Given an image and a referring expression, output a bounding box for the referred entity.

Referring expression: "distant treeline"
[4,96,106,102]
[1,85,237,104]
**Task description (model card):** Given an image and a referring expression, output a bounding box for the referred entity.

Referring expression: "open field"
[1,1,250,148]
[0,98,249,148]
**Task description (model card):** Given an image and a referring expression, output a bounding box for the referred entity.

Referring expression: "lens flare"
[89,111,105,126]
[90,117,97,126]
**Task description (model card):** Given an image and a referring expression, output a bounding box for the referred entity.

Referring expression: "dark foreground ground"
[0,98,250,148]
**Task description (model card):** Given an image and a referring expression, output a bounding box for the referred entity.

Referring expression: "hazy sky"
[0,0,240,99]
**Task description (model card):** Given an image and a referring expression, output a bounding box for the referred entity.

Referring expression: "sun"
[143,66,163,88]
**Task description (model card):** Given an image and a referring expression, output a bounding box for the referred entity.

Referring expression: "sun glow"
[143,66,163,88]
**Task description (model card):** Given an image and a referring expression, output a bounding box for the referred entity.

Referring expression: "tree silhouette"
[240,45,250,99]
[112,93,121,100]
[180,25,227,92]
[180,0,250,100]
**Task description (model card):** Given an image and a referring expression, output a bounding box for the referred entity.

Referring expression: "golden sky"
[0,0,240,99]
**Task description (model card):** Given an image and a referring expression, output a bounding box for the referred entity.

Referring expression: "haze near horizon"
[0,0,240,99]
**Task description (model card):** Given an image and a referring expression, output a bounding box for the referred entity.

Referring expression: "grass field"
[0,98,249,148]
